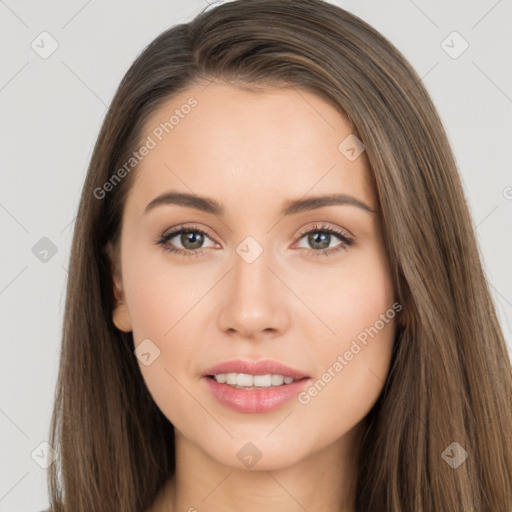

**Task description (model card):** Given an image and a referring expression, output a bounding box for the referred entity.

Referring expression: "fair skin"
[108,81,397,512]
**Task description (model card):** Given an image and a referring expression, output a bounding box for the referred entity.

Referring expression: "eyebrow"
[144,191,377,216]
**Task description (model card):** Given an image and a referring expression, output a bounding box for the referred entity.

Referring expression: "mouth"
[201,359,311,413]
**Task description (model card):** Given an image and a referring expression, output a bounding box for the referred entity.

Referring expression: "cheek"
[297,243,396,408]
[123,266,201,427]
[122,242,202,339]
[297,294,397,438]
[120,246,209,416]
[300,243,395,345]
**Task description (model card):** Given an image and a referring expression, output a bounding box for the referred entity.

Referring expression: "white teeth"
[212,373,298,388]
[215,373,227,384]
[253,374,271,387]
[237,373,254,387]
[271,374,284,386]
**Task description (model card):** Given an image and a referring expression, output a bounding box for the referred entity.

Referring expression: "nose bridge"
[231,235,276,299]
[217,234,289,336]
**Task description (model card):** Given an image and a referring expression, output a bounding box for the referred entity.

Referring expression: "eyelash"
[154,222,354,258]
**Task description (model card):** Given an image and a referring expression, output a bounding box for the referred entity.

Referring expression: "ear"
[106,241,132,333]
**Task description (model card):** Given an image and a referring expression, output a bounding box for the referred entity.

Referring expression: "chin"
[202,434,312,472]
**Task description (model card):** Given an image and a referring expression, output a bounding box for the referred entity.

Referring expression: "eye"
[154,224,217,257]
[154,222,354,258]
[295,223,354,257]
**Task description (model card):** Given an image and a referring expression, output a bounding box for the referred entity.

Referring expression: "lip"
[202,375,311,413]
[202,359,309,379]
[201,359,311,414]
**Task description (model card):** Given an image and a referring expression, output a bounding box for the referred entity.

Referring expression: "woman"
[46,0,512,510]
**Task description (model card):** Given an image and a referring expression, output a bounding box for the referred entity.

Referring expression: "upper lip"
[203,359,310,379]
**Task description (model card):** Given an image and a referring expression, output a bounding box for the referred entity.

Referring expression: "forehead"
[124,82,375,217]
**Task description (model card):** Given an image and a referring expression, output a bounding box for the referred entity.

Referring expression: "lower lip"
[202,376,311,413]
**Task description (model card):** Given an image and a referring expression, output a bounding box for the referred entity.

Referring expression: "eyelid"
[159,222,353,243]
[160,222,217,242]
[295,222,354,241]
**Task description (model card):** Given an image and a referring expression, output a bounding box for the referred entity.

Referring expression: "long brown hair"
[47,0,512,510]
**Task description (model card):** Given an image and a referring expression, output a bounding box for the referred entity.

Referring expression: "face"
[109,81,398,471]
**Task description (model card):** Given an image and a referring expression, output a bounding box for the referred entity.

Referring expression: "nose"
[217,245,290,340]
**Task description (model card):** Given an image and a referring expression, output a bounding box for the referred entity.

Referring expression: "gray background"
[1,0,511,510]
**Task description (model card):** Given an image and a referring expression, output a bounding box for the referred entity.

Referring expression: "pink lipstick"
[201,359,311,413]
